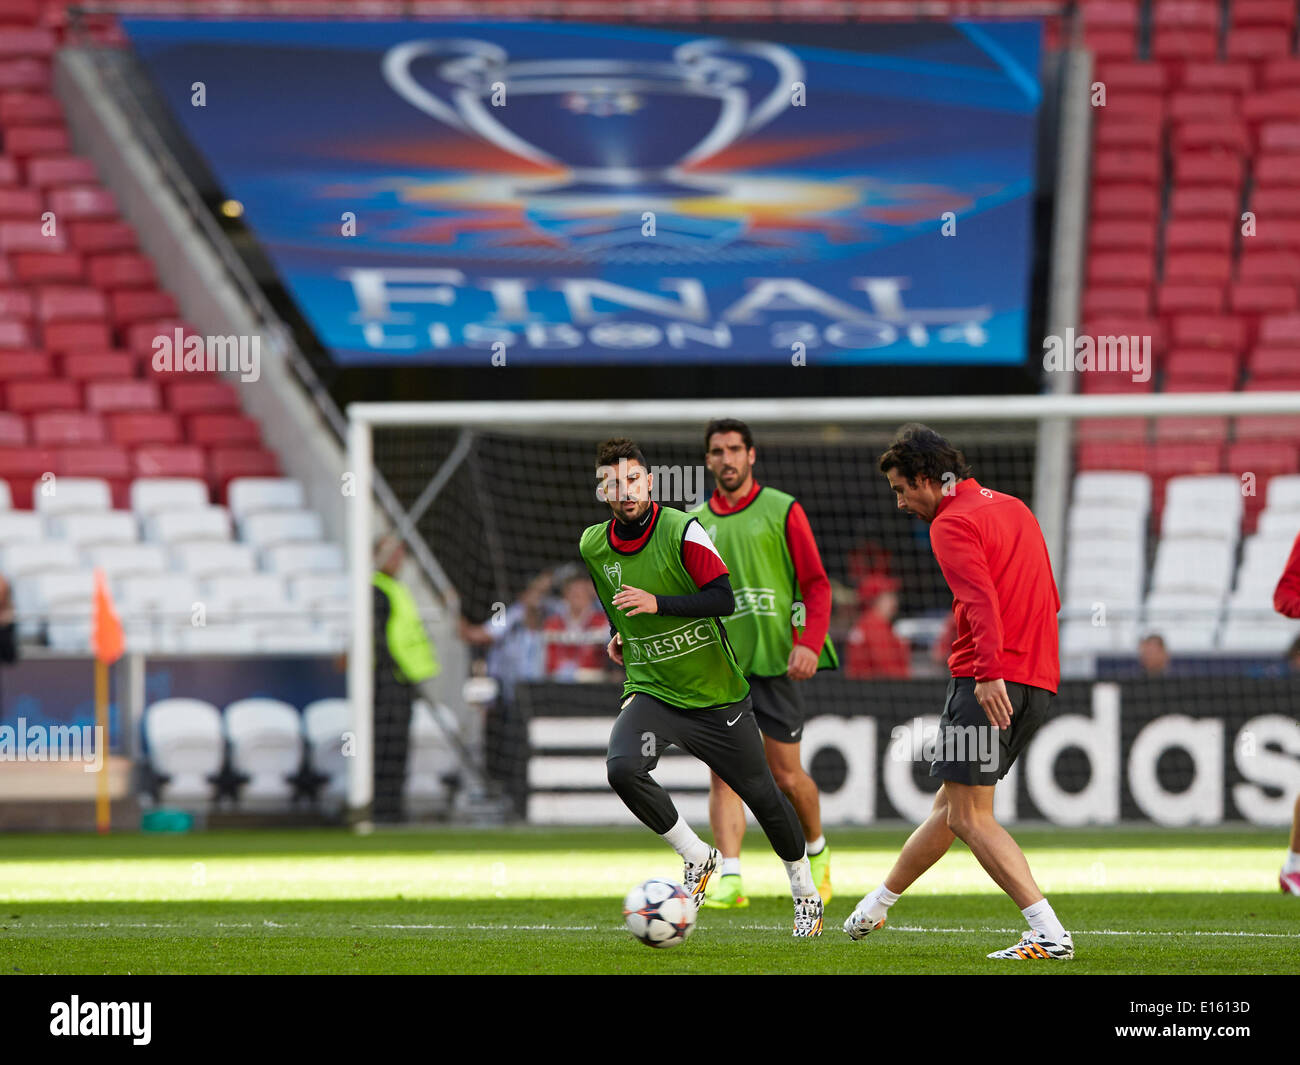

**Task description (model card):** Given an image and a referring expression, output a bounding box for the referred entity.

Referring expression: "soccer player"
[1270,527,1300,896]
[844,424,1074,960]
[687,419,838,908]
[580,438,824,936]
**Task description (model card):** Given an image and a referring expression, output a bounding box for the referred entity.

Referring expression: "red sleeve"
[1274,532,1300,619]
[681,520,729,588]
[785,502,832,653]
[929,515,1005,682]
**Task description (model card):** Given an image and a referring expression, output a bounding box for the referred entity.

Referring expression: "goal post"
[346,390,1300,823]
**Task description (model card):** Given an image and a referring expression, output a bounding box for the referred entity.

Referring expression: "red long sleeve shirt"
[1273,531,1300,618]
[706,481,833,654]
[929,478,1060,693]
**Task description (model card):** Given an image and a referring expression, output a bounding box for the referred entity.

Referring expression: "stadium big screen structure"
[118,12,1300,832]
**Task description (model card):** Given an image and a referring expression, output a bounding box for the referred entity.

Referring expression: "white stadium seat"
[253,623,337,654]
[262,542,344,577]
[0,480,11,510]
[0,512,43,545]
[227,477,305,519]
[408,700,461,808]
[145,507,233,544]
[1143,590,1222,652]
[144,698,224,803]
[86,543,168,578]
[171,623,259,654]
[1150,538,1234,595]
[50,511,138,547]
[204,574,291,617]
[170,542,258,578]
[1257,510,1300,541]
[1073,472,1151,513]
[33,477,111,515]
[224,698,303,803]
[1067,504,1147,541]
[1266,474,1300,512]
[131,477,209,515]
[2,541,79,577]
[1060,617,1139,656]
[1164,475,1244,522]
[303,698,349,802]
[1161,505,1241,543]
[289,573,349,605]
[239,509,323,548]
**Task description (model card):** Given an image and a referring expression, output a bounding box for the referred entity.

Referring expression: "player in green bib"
[580,437,824,936]
[690,419,839,909]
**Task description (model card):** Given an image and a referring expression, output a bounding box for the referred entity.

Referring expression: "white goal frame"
[346,390,1300,818]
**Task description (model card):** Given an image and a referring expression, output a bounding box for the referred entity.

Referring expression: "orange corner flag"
[92,568,125,665]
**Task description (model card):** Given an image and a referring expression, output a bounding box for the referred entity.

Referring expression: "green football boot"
[701,873,749,909]
[808,844,832,903]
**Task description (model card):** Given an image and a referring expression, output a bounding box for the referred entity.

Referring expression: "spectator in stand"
[1286,635,1300,676]
[460,569,553,817]
[1271,534,1300,897]
[543,569,610,681]
[1137,632,1170,677]
[845,574,911,679]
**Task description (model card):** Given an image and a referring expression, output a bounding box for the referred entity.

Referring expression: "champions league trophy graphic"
[381,36,804,200]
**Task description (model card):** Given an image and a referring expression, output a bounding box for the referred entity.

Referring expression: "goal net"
[348,393,1300,830]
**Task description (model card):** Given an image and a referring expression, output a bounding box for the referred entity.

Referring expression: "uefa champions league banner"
[517,677,1300,827]
[122,19,1041,366]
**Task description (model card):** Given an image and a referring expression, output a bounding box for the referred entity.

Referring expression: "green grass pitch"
[0,825,1295,974]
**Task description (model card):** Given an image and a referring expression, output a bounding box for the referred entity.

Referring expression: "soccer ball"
[622,878,697,948]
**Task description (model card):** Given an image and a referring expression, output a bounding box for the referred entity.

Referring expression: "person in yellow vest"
[372,535,440,823]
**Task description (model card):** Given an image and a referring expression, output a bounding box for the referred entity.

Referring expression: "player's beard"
[716,462,750,493]
[609,496,651,526]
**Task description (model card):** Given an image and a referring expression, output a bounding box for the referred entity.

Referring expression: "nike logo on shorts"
[790,726,802,738]
[726,713,743,726]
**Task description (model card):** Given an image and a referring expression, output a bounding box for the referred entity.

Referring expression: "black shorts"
[606,691,770,785]
[929,677,1051,787]
[748,673,806,744]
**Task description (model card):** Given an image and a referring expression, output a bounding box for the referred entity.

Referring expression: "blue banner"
[125,19,1041,366]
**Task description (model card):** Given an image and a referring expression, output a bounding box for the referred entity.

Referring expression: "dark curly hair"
[703,418,754,452]
[877,423,972,485]
[595,437,647,470]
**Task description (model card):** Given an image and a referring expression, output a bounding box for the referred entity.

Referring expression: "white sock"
[720,857,742,877]
[807,834,826,856]
[660,817,710,865]
[859,883,900,915]
[1021,898,1066,941]
[1284,850,1300,874]
[784,852,816,897]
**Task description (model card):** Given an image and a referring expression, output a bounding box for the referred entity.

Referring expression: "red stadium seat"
[1251,184,1300,215]
[1079,368,1157,393]
[1230,282,1298,314]
[187,413,262,448]
[1173,120,1251,153]
[1237,247,1300,282]
[40,320,111,353]
[1261,58,1300,89]
[0,412,27,446]
[0,59,49,92]
[9,251,83,283]
[1163,349,1240,386]
[1169,185,1240,218]
[1093,147,1162,184]
[1156,283,1224,315]
[1095,117,1163,150]
[1084,287,1152,318]
[1090,217,1158,252]
[1094,61,1167,92]
[164,379,242,414]
[24,155,97,188]
[36,285,108,322]
[0,27,54,58]
[210,448,280,494]
[1231,0,1295,29]
[1168,93,1239,124]
[0,186,41,217]
[1234,414,1300,442]
[1075,441,1150,472]
[1152,29,1218,63]
[1085,2,1140,31]
[132,444,206,479]
[124,318,197,356]
[1255,153,1300,184]
[1085,29,1138,61]
[4,377,78,413]
[86,252,154,290]
[109,290,178,327]
[66,220,135,254]
[1088,252,1156,288]
[2,126,68,157]
[1177,62,1254,94]
[0,287,33,321]
[1151,441,1224,478]
[1165,251,1233,284]
[1242,91,1300,125]
[1153,415,1229,442]
[0,350,51,379]
[1153,0,1218,29]
[1164,220,1234,253]
[1245,374,1300,390]
[0,446,54,506]
[1169,315,1248,350]
[60,351,138,380]
[1076,417,1148,443]
[0,155,17,185]
[1227,28,1292,61]
[0,95,55,128]
[45,186,118,221]
[1173,151,1245,186]
[56,444,130,489]
[0,219,66,253]
[1247,347,1300,375]
[107,411,182,447]
[0,319,34,347]
[1259,121,1300,152]
[1258,314,1300,346]
[1092,184,1161,219]
[31,411,105,446]
[84,379,160,413]
[1099,93,1166,124]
